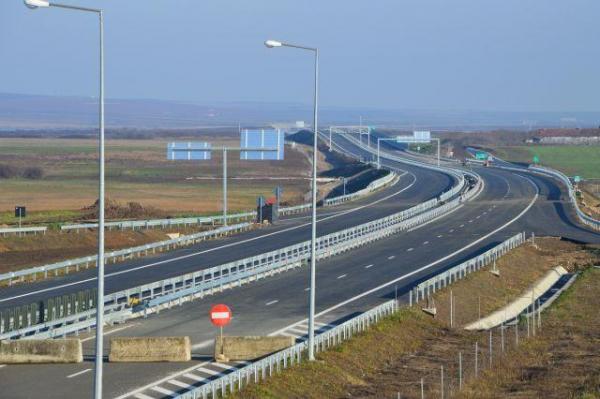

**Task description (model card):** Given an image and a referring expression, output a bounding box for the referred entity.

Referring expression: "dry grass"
[458,267,600,399]
[0,137,315,221]
[231,239,600,399]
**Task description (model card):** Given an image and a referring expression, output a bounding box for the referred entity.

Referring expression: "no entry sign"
[210,304,232,327]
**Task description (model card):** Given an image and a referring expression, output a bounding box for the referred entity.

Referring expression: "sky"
[1,0,599,113]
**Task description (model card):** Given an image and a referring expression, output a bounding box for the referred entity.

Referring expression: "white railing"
[528,166,600,231]
[0,226,47,236]
[324,171,397,206]
[412,232,526,301]
[0,223,251,286]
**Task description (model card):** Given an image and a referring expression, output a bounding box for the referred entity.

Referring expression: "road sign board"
[240,129,284,160]
[475,151,487,161]
[210,304,232,327]
[533,155,540,164]
[15,206,26,218]
[167,142,211,160]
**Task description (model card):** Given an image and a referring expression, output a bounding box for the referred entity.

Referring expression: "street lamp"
[265,39,319,361]
[24,1,106,398]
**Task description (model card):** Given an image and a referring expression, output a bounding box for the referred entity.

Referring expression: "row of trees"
[0,164,44,179]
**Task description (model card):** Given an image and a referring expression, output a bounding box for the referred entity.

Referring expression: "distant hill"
[1,92,599,130]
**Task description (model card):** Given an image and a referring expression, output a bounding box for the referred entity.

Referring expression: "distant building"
[530,128,600,145]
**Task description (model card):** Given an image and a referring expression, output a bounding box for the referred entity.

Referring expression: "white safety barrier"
[323,172,398,206]
[412,232,526,301]
[0,226,47,237]
[0,223,251,286]
[528,166,600,231]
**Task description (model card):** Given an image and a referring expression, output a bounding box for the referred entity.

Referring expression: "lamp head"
[24,0,50,9]
[264,40,283,48]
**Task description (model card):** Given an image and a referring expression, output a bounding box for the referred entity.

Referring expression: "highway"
[0,134,598,399]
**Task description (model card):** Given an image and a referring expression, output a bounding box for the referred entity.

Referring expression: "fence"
[0,171,475,340]
[0,226,47,237]
[0,223,251,287]
[528,166,600,231]
[323,171,397,206]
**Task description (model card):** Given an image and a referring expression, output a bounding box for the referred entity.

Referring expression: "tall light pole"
[23,1,105,397]
[265,39,319,360]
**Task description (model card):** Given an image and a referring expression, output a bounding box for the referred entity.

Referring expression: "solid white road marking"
[337,274,347,279]
[67,368,92,379]
[364,264,374,269]
[0,365,5,369]
[265,300,279,306]
[191,339,213,350]
[133,393,155,399]
[1,173,419,304]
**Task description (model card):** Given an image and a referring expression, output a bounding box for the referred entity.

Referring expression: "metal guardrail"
[0,173,475,339]
[0,223,252,286]
[176,299,399,399]
[528,166,600,232]
[0,226,47,236]
[411,232,526,301]
[323,171,397,206]
[176,232,523,399]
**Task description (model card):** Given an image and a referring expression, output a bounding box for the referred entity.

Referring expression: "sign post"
[533,155,540,165]
[210,304,232,361]
[15,206,26,231]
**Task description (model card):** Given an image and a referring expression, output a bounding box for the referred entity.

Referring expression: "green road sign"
[475,151,487,161]
[533,155,540,164]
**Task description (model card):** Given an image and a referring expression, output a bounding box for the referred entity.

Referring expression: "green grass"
[493,145,600,178]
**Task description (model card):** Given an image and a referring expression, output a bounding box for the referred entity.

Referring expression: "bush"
[22,166,44,180]
[0,164,18,178]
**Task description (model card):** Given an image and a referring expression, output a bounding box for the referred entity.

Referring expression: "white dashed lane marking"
[423,241,429,245]
[67,369,92,379]
[407,248,414,252]
[437,235,443,238]
[365,264,374,269]
[265,300,279,306]
[337,274,347,279]
[387,255,395,260]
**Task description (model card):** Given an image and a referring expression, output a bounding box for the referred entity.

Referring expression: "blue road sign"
[167,142,211,161]
[240,129,284,160]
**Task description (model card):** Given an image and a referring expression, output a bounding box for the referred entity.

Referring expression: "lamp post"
[23,1,105,397]
[265,39,319,361]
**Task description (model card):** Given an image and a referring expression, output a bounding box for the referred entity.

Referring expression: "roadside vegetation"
[232,238,599,398]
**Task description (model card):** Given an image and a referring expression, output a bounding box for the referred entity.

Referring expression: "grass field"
[493,145,600,178]
[0,137,314,224]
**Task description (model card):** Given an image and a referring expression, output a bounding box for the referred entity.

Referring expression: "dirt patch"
[0,226,211,274]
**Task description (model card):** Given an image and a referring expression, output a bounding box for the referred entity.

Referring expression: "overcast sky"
[1,0,599,112]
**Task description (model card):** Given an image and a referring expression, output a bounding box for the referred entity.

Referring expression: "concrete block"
[0,339,83,364]
[109,336,191,362]
[214,335,294,361]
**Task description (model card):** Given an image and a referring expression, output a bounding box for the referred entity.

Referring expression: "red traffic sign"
[209,304,232,327]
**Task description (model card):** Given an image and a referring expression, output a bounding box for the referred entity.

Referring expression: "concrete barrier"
[465,266,568,330]
[109,336,191,362]
[214,335,295,361]
[0,339,82,364]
